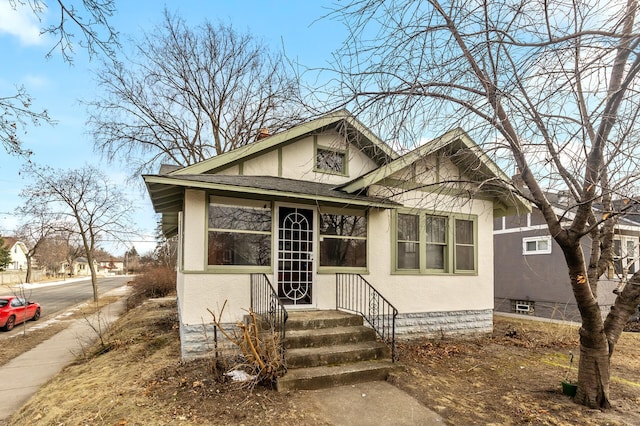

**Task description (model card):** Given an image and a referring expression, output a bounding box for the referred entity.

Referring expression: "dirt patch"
[8,303,640,425]
[392,317,640,425]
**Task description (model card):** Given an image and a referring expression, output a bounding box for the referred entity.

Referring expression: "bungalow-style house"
[144,110,527,360]
[59,257,96,277]
[1,237,29,271]
[493,191,634,321]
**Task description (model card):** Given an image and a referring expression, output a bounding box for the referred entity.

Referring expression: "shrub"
[126,266,176,309]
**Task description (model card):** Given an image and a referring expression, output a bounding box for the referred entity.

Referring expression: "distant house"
[493,192,635,321]
[1,237,29,271]
[144,110,527,359]
[59,257,97,277]
[97,258,125,275]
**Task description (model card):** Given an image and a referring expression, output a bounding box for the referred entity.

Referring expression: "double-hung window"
[397,214,420,269]
[394,211,477,274]
[319,209,367,269]
[455,219,475,271]
[426,216,447,270]
[613,236,638,275]
[208,197,272,268]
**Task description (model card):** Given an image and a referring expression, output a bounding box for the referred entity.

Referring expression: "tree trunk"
[561,243,611,408]
[25,256,32,284]
[574,329,611,408]
[87,255,99,303]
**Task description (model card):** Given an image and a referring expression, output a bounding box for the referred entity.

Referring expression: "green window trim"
[206,196,273,270]
[313,136,349,176]
[391,209,478,275]
[317,207,368,273]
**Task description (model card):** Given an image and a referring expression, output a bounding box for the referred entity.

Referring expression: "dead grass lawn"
[8,301,640,425]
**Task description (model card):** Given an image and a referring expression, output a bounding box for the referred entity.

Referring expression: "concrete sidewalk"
[0,285,128,425]
[296,381,446,425]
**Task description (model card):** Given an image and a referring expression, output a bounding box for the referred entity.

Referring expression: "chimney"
[256,128,270,141]
[512,167,524,190]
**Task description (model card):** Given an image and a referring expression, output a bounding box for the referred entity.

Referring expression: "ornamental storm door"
[276,206,315,306]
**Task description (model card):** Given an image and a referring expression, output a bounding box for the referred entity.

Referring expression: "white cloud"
[22,73,49,89]
[0,1,44,45]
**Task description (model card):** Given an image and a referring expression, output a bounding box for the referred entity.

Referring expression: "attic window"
[316,147,346,174]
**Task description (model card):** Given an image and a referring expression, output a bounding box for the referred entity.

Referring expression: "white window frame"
[522,236,552,255]
[613,235,639,275]
[513,300,534,315]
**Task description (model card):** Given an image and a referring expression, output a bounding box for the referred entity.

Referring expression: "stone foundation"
[180,309,494,358]
[179,322,242,360]
[395,309,493,339]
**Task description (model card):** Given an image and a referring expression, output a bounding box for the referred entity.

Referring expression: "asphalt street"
[0,275,131,337]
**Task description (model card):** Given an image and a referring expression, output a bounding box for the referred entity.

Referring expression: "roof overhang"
[144,174,400,237]
[338,128,530,217]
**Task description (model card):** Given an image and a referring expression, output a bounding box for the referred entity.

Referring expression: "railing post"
[251,273,288,366]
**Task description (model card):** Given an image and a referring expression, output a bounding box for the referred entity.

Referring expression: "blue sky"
[0,1,344,255]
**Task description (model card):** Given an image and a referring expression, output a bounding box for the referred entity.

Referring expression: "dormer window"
[316,147,346,174]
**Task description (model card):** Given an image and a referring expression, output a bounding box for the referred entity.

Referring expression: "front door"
[276,206,315,306]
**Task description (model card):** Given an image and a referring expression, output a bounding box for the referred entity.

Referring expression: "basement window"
[512,300,535,315]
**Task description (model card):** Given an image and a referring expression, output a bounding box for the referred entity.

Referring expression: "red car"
[0,296,41,331]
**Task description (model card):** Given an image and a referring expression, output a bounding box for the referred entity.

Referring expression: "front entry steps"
[276,310,398,392]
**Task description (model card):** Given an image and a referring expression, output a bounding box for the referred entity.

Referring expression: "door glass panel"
[277,207,314,305]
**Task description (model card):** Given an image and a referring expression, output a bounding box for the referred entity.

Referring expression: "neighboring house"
[493,192,634,321]
[1,237,29,271]
[144,110,527,359]
[60,257,96,277]
[98,258,125,275]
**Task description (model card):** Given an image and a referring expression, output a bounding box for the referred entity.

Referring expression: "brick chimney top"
[256,128,270,140]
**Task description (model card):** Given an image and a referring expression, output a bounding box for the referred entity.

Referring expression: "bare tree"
[14,204,60,283]
[20,164,136,302]
[34,232,69,277]
[153,223,178,269]
[88,10,307,178]
[329,0,640,408]
[2,0,118,156]
[0,88,51,157]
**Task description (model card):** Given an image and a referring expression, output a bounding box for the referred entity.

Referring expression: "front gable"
[170,110,397,181]
[339,128,529,217]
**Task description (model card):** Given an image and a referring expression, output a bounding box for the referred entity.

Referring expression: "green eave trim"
[338,127,529,216]
[144,175,395,209]
[170,110,397,176]
[339,128,471,193]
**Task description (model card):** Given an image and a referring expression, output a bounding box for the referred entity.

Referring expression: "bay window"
[394,210,477,274]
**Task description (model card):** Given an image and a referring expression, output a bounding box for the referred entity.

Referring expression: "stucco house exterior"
[144,110,526,359]
[493,192,635,321]
[1,237,29,271]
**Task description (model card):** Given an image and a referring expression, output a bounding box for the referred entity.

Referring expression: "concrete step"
[277,360,398,391]
[286,310,363,331]
[285,325,377,349]
[286,341,391,369]
[276,310,396,392]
